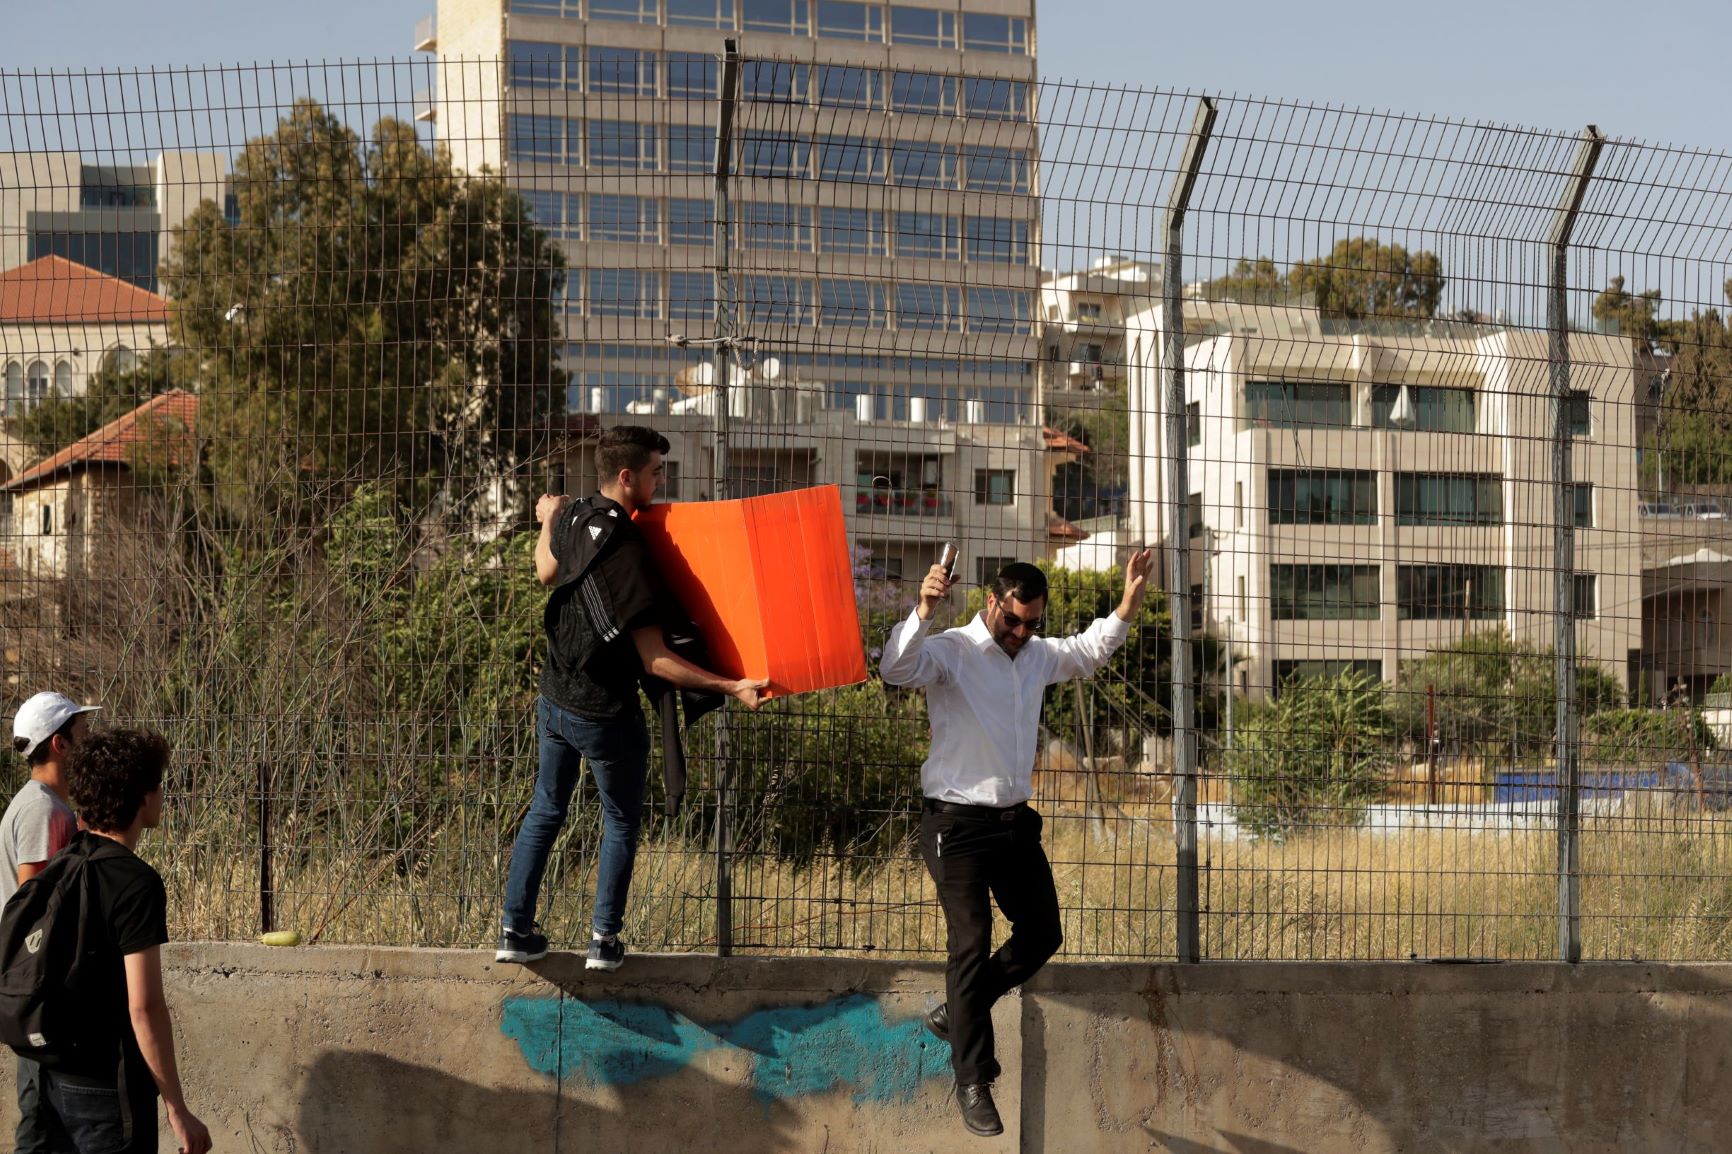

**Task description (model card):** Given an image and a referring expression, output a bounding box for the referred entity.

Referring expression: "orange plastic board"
[636,485,868,698]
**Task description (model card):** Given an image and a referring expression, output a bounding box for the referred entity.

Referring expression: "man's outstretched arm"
[632,628,768,710]
[1046,548,1154,682]
[880,564,955,688]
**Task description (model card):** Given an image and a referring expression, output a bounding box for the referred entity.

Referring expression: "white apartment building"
[1126,302,1642,697]
[1039,255,1156,400]
[419,0,1047,580]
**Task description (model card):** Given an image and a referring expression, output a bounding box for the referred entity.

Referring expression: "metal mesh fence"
[2,50,1730,961]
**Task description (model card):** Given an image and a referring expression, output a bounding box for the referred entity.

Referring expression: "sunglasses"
[994,605,1044,634]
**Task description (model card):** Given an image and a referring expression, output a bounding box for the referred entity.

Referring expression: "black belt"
[923,798,1028,823]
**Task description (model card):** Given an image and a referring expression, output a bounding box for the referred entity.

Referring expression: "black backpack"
[0,831,123,1068]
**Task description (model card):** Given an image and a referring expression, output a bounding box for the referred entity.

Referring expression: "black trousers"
[919,800,1062,1085]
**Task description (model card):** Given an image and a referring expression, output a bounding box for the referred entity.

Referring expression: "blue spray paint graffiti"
[500,993,950,1105]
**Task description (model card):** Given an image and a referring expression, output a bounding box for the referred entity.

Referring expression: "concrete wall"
[8,945,1732,1152]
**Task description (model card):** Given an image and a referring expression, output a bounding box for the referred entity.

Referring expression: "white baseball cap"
[11,692,102,759]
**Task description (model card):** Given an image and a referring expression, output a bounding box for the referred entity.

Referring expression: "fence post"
[258,759,273,934]
[1548,125,1604,964]
[710,41,741,957]
[1163,97,1216,964]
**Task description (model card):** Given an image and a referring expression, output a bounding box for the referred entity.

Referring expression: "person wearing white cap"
[4,689,99,1154]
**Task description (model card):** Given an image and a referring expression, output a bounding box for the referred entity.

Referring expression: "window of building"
[893,212,960,259]
[1235,481,1244,528]
[1371,385,1476,433]
[1566,389,1592,436]
[1236,574,1247,621]
[890,6,955,46]
[963,146,1030,192]
[1244,380,1351,429]
[1186,402,1201,448]
[41,503,53,536]
[962,77,1029,121]
[817,65,882,108]
[668,199,714,245]
[662,460,682,500]
[967,288,1031,335]
[818,207,885,255]
[666,0,734,27]
[1394,473,1502,526]
[1270,564,1380,621]
[816,0,883,39]
[741,276,814,325]
[1075,301,1103,320]
[889,142,957,188]
[53,361,72,397]
[739,133,811,178]
[587,268,662,318]
[740,202,814,251]
[667,52,720,98]
[888,70,956,115]
[1569,483,1594,528]
[820,279,888,328]
[743,60,810,102]
[1267,469,1376,525]
[523,189,581,238]
[965,217,1029,263]
[24,362,48,410]
[1187,493,1204,539]
[589,0,656,22]
[588,47,657,96]
[507,114,570,163]
[976,556,1016,585]
[508,41,575,89]
[961,12,1027,53]
[29,231,160,292]
[895,283,961,331]
[588,194,660,243]
[1396,564,1504,620]
[668,272,716,322]
[1272,660,1383,696]
[509,0,570,11]
[1573,573,1597,619]
[742,0,810,33]
[587,120,659,169]
[666,125,717,174]
[106,345,138,374]
[819,134,884,182]
[974,469,1016,506]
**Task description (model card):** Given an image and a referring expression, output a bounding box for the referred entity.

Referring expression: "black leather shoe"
[956,1082,1003,1137]
[925,1002,950,1041]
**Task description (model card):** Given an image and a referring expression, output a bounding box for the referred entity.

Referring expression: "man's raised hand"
[916,563,953,621]
[535,492,570,526]
[1117,548,1155,620]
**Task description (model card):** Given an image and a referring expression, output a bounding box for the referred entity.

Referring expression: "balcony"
[413,14,437,52]
[853,488,953,518]
[414,88,436,123]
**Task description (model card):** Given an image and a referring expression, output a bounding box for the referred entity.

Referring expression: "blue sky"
[3,0,1730,151]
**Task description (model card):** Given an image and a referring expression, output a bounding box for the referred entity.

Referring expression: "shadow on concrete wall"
[1022,965,1732,1153]
[295,1048,810,1153]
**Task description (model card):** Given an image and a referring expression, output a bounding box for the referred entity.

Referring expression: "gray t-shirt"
[0,780,78,906]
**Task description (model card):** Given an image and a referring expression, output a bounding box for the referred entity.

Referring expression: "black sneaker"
[586,935,626,971]
[955,1082,1003,1137]
[925,1002,950,1042]
[495,926,549,964]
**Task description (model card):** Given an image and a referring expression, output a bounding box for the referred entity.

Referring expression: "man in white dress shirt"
[880,551,1152,1136]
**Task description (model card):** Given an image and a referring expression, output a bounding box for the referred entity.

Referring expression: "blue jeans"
[504,696,651,939]
[39,1068,156,1154]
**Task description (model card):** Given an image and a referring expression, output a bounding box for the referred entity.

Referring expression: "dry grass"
[152,777,1732,963]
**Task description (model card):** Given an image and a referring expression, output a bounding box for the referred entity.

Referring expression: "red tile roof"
[0,256,170,325]
[1043,427,1091,454]
[4,390,197,491]
[1047,514,1090,541]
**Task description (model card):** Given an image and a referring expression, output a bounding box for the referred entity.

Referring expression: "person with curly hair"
[50,727,211,1154]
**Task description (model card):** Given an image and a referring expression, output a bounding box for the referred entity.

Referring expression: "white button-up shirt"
[879,608,1132,806]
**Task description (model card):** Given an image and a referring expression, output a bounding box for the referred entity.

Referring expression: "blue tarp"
[1491,764,1695,805]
